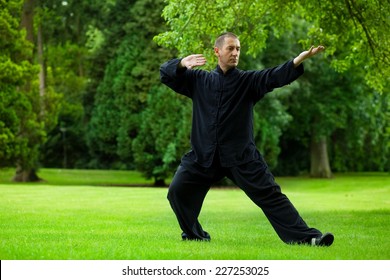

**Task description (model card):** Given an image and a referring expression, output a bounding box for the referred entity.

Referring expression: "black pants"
[167,154,322,243]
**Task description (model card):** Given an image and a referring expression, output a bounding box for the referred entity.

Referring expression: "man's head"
[214,32,240,73]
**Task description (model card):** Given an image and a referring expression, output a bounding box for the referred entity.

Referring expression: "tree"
[0,0,42,180]
[329,91,389,172]
[4,0,63,181]
[132,86,192,185]
[86,0,146,169]
[36,0,109,169]
[155,0,389,91]
[86,0,175,175]
[39,42,89,168]
[155,0,390,177]
[0,1,36,165]
[262,22,390,176]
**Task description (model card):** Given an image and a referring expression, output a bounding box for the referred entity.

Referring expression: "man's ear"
[214,47,220,57]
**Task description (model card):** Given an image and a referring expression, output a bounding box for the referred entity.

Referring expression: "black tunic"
[160,58,304,167]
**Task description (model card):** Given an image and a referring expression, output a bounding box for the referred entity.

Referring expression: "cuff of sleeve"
[177,66,187,76]
[176,58,187,75]
[291,59,304,75]
[163,58,186,77]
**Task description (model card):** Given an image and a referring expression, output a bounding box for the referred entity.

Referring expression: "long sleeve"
[160,58,192,98]
[252,60,304,103]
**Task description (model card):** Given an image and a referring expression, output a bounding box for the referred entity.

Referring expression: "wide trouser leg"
[167,162,223,240]
[227,159,322,244]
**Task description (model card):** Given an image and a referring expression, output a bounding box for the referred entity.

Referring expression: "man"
[160,32,334,246]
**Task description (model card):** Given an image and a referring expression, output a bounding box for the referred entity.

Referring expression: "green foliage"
[86,0,145,168]
[298,0,390,93]
[0,0,44,170]
[36,0,106,169]
[155,0,297,64]
[330,92,390,172]
[0,0,35,84]
[265,26,390,175]
[253,93,293,169]
[132,86,192,184]
[156,0,389,92]
[0,87,29,166]
[86,0,176,175]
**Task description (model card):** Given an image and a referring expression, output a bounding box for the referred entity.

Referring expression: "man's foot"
[181,232,211,241]
[311,232,334,246]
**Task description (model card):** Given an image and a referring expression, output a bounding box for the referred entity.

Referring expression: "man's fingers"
[187,54,207,68]
[313,45,325,53]
[306,45,325,57]
[194,55,206,63]
[196,58,207,65]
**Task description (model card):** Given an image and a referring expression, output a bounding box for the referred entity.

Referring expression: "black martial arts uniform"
[160,58,323,243]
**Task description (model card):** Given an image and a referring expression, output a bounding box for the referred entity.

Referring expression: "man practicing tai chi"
[160,32,334,246]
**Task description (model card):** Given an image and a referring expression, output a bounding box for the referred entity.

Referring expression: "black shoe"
[181,232,211,241]
[311,232,334,246]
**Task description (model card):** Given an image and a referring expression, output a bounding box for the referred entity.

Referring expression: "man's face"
[215,37,240,71]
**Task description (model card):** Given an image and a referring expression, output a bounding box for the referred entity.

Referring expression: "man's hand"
[179,54,207,69]
[293,46,325,67]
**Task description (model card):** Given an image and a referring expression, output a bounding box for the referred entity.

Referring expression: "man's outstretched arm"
[293,46,325,67]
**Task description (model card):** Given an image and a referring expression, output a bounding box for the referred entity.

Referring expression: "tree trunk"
[13,166,42,182]
[14,0,41,183]
[37,22,45,99]
[154,178,166,187]
[21,0,35,44]
[310,136,332,178]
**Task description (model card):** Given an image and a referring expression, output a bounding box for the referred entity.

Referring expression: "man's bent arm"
[160,58,193,98]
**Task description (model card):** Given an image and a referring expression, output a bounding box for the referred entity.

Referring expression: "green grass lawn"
[0,169,389,260]
[0,168,154,186]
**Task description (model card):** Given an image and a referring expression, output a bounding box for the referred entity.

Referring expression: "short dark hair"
[215,32,239,48]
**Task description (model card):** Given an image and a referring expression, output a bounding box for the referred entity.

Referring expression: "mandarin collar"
[215,65,238,76]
